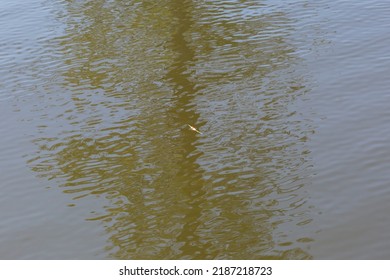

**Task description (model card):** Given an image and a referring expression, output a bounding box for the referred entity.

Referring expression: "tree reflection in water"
[28,0,316,259]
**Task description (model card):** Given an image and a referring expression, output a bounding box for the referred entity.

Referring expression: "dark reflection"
[28,0,315,259]
[163,0,207,259]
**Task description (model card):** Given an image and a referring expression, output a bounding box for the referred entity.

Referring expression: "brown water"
[1,0,389,259]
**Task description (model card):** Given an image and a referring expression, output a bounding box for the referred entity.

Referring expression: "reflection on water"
[22,0,317,259]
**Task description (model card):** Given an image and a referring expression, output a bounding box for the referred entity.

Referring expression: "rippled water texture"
[1,0,390,259]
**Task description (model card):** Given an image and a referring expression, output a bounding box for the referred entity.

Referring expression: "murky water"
[1,0,389,259]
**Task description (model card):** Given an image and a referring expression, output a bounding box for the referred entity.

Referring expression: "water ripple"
[1,0,326,259]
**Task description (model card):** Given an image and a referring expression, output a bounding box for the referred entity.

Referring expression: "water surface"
[1,0,389,259]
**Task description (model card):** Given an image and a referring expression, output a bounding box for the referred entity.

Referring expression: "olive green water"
[1,0,390,259]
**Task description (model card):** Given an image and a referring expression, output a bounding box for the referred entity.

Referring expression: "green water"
[1,0,390,259]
